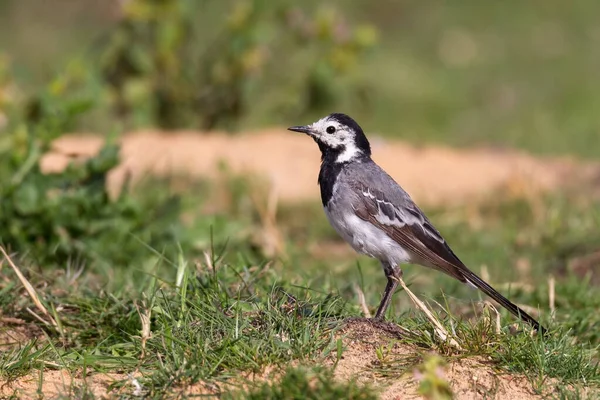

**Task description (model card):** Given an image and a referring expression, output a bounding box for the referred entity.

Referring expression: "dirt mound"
[332,318,543,399]
[41,129,600,207]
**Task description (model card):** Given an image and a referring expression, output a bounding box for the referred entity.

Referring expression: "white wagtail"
[288,113,545,333]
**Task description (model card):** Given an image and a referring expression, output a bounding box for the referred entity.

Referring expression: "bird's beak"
[287,125,314,135]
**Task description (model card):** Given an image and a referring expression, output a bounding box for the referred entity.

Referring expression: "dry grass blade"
[482,301,502,334]
[203,251,214,273]
[0,246,57,328]
[26,307,55,327]
[352,283,372,318]
[135,300,152,359]
[250,183,285,258]
[0,317,26,324]
[398,277,462,350]
[481,265,490,282]
[549,275,556,317]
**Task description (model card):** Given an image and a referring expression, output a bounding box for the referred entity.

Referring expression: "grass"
[1,178,599,398]
[1,2,600,396]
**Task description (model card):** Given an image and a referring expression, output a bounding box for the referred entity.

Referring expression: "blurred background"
[2,0,600,155]
[1,0,599,336]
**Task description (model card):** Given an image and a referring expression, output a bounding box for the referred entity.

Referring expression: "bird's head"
[288,113,371,163]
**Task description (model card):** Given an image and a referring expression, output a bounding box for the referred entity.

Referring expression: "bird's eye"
[326,126,336,134]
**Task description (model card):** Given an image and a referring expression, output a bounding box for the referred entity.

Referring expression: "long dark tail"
[461,269,546,334]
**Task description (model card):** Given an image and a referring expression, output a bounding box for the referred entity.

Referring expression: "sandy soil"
[0,370,130,399]
[0,319,40,347]
[2,319,582,399]
[330,319,545,400]
[41,128,600,207]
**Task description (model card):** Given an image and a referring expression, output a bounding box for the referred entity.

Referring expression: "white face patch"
[308,116,363,163]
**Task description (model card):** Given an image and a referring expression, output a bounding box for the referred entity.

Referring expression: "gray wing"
[346,162,469,282]
[345,162,545,333]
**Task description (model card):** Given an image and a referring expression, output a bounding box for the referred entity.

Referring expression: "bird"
[288,112,545,333]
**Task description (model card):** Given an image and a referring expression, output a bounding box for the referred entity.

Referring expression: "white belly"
[324,208,412,267]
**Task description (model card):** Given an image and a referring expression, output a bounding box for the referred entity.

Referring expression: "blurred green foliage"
[415,355,453,400]
[0,73,185,267]
[97,0,377,130]
[2,0,600,156]
[0,54,20,133]
[230,367,378,399]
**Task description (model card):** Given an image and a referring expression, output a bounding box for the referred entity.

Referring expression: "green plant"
[96,0,377,130]
[287,6,378,116]
[414,355,453,400]
[0,79,185,268]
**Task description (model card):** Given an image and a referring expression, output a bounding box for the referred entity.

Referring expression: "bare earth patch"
[41,129,600,207]
[0,370,129,399]
[0,319,43,347]
[330,318,543,400]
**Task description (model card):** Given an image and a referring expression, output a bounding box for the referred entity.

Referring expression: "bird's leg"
[374,263,402,320]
